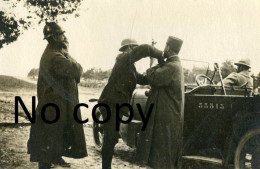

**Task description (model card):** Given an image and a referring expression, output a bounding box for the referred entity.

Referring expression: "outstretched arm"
[128,44,163,64]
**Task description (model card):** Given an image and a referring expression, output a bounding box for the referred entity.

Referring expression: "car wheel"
[93,109,104,151]
[234,128,260,169]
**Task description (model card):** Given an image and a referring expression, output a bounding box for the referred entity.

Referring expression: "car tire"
[93,109,104,151]
[234,128,260,169]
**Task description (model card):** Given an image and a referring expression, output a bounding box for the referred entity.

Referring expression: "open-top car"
[92,61,260,169]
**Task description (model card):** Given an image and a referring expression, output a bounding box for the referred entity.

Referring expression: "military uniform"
[222,70,253,88]
[136,37,184,169]
[99,44,162,169]
[136,55,184,169]
[27,43,87,164]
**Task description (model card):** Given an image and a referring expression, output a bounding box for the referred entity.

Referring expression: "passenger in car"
[221,59,253,88]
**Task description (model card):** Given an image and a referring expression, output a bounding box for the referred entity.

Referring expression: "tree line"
[27,67,112,81]
[183,60,237,84]
[27,60,260,88]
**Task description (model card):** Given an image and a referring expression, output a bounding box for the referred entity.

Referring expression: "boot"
[53,157,71,168]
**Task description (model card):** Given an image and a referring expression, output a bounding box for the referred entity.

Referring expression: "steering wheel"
[195,74,215,86]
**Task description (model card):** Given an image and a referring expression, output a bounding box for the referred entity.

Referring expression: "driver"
[221,58,253,88]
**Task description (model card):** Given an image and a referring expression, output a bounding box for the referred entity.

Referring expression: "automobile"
[92,61,260,169]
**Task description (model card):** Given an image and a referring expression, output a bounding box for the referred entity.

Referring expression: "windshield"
[135,57,211,86]
[182,59,210,85]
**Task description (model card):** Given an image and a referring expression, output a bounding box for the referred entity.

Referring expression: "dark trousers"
[100,106,120,169]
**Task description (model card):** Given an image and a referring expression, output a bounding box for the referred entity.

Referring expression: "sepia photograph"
[0,0,260,169]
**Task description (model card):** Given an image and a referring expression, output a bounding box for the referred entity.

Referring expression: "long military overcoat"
[136,55,185,169]
[27,44,87,163]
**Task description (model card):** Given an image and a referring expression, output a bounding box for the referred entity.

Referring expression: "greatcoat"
[27,44,87,163]
[136,55,185,169]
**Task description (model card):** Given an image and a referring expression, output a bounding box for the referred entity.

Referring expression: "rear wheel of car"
[234,128,260,169]
[93,110,104,151]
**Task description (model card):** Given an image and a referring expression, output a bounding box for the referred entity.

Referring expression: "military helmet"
[235,58,251,68]
[43,22,65,40]
[119,38,138,52]
[166,36,183,54]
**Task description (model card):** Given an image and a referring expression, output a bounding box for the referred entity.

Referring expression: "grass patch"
[0,75,36,91]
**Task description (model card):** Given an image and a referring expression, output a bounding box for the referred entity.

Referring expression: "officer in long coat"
[222,58,253,88]
[27,22,87,169]
[136,36,184,169]
[98,38,163,169]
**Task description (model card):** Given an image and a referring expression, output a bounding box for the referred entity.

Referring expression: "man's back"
[99,52,138,104]
[99,44,162,104]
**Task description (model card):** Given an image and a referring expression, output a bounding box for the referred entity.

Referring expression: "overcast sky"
[1,0,260,77]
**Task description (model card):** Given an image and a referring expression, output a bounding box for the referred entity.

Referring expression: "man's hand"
[146,66,158,76]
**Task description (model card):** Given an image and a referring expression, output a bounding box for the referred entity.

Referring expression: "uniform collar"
[166,55,179,62]
[47,43,68,52]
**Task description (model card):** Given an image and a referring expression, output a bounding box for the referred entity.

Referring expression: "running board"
[182,156,223,165]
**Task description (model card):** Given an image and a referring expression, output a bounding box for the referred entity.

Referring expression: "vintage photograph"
[0,0,260,169]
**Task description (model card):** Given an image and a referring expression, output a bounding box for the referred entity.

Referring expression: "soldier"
[98,38,163,169]
[222,59,253,166]
[27,22,87,169]
[222,58,253,88]
[136,36,184,169]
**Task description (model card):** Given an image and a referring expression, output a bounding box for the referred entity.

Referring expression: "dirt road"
[0,78,224,169]
[0,123,147,169]
[0,87,146,169]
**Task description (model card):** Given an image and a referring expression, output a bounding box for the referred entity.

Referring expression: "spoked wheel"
[93,110,104,151]
[234,128,260,169]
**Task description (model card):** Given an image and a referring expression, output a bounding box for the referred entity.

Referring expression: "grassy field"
[0,75,36,92]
